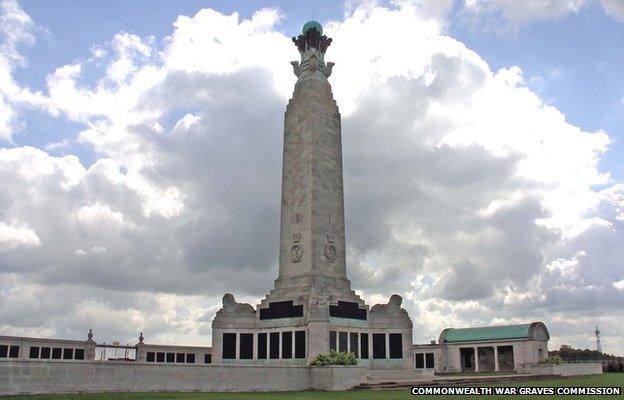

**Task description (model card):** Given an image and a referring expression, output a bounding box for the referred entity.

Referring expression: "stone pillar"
[307,294,330,362]
[236,332,240,360]
[134,332,145,362]
[494,346,499,372]
[253,332,258,360]
[403,328,413,370]
[212,328,223,364]
[474,347,479,372]
[346,331,350,355]
[85,329,96,360]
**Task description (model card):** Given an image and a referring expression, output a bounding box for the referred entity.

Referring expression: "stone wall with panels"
[529,362,602,376]
[136,343,211,365]
[0,360,369,395]
[0,335,95,362]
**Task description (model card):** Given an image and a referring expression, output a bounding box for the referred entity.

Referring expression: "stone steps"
[355,373,562,390]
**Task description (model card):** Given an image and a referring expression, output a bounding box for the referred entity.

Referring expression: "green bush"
[604,361,624,373]
[539,355,564,365]
[310,350,357,366]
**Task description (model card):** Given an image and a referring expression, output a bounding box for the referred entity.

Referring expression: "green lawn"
[5,373,623,400]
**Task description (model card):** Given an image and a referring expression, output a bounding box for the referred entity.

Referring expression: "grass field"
[5,373,623,400]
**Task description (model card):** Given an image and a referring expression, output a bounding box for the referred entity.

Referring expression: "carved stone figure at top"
[220,293,255,315]
[370,294,409,317]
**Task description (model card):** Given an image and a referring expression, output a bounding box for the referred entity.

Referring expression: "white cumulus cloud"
[0,221,41,251]
[462,0,624,28]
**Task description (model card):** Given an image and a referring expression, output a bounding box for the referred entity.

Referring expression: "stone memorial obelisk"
[212,21,413,370]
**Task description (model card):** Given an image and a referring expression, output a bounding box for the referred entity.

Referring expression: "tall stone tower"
[212,21,413,370]
[276,20,349,295]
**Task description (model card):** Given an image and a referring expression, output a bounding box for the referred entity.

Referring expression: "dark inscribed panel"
[360,333,369,359]
[372,333,386,359]
[329,331,337,351]
[426,352,434,368]
[338,331,347,352]
[176,353,185,363]
[240,333,253,359]
[186,353,195,363]
[349,332,358,356]
[222,333,236,359]
[40,347,51,359]
[146,352,155,362]
[63,348,73,360]
[29,346,40,359]
[329,301,367,320]
[389,333,403,359]
[52,347,62,359]
[415,353,424,368]
[270,332,280,359]
[259,301,303,320]
[0,345,7,358]
[204,354,212,364]
[74,349,85,360]
[9,346,19,358]
[258,333,267,359]
[295,330,306,359]
[156,352,165,362]
[282,331,293,359]
[166,352,175,362]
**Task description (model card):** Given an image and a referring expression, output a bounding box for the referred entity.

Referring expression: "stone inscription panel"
[258,332,268,359]
[223,333,236,360]
[270,332,280,359]
[329,301,367,320]
[389,333,403,359]
[360,333,369,359]
[295,330,306,359]
[240,333,253,360]
[260,301,304,320]
[372,334,386,359]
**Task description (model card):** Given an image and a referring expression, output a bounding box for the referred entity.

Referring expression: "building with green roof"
[414,322,549,373]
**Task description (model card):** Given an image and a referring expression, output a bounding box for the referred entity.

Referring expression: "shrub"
[604,361,623,373]
[310,350,357,366]
[539,355,563,365]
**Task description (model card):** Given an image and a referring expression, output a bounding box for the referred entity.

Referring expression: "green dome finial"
[302,20,322,35]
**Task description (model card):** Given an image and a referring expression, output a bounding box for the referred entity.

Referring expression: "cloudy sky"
[0,0,623,354]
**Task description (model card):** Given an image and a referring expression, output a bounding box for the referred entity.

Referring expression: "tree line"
[549,345,624,372]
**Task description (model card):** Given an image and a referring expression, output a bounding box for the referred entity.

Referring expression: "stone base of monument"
[211,292,413,370]
[310,365,370,391]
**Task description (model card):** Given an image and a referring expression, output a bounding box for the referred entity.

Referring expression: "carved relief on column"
[291,233,303,263]
[324,234,336,263]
